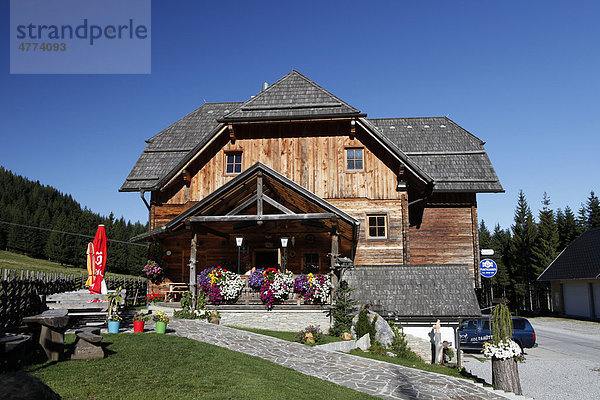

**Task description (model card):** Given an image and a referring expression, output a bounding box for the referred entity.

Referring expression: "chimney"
[262,82,269,91]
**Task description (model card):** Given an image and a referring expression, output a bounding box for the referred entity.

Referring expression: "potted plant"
[208,310,221,325]
[484,300,523,395]
[107,315,122,333]
[133,312,150,333]
[106,286,124,333]
[153,311,169,334]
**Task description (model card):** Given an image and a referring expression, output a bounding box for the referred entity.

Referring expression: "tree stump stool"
[0,333,32,370]
[23,309,69,362]
[72,327,104,360]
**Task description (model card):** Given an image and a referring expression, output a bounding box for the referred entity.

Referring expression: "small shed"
[345,265,481,360]
[538,228,600,320]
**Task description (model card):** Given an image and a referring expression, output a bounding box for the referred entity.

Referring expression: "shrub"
[173,309,196,319]
[354,306,377,344]
[294,325,324,344]
[329,280,357,337]
[389,324,414,359]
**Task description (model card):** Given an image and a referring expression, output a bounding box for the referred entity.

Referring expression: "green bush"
[329,280,357,337]
[354,306,377,344]
[389,324,415,359]
[173,309,196,319]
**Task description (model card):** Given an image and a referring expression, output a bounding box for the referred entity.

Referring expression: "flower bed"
[199,267,332,310]
[197,267,244,305]
[294,273,332,304]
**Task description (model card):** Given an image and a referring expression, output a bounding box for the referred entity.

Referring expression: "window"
[225,152,242,174]
[303,253,319,274]
[461,319,478,331]
[346,148,364,171]
[367,214,387,238]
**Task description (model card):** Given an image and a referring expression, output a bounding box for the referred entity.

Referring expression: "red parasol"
[90,225,108,294]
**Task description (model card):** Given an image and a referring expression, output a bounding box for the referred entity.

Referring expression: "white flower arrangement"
[311,276,333,303]
[483,339,522,360]
[220,271,244,301]
[270,272,294,300]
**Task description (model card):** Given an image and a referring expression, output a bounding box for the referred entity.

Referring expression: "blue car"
[459,316,537,351]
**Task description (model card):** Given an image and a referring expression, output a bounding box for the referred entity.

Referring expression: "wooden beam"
[226,194,257,216]
[194,225,230,240]
[263,195,294,214]
[190,213,335,223]
[257,172,263,216]
[189,234,198,301]
[330,232,339,271]
[228,124,236,144]
[350,119,356,140]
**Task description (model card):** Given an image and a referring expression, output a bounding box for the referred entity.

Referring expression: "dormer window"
[225,152,242,174]
[346,148,364,171]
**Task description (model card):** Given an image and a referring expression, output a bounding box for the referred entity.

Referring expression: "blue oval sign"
[480,258,497,278]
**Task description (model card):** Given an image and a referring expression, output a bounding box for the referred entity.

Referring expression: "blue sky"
[1,0,598,229]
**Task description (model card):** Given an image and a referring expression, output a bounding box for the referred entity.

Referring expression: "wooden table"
[23,309,70,361]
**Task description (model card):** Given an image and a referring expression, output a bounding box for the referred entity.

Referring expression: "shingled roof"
[538,228,600,281]
[368,117,503,192]
[120,71,502,194]
[220,70,364,122]
[121,102,240,191]
[345,265,482,319]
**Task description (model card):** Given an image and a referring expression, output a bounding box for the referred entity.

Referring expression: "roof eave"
[217,113,366,123]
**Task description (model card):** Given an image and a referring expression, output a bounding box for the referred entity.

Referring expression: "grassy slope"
[230,326,470,381]
[229,326,344,345]
[0,250,138,278]
[27,334,376,400]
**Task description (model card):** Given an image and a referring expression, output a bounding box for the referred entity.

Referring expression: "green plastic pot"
[155,321,167,334]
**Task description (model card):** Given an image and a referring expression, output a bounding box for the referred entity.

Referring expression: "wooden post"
[330,232,339,271]
[190,234,198,301]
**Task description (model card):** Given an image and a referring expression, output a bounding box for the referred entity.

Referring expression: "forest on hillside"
[0,166,148,276]
[479,190,600,313]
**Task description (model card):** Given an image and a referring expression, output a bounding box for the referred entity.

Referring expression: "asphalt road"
[463,317,600,399]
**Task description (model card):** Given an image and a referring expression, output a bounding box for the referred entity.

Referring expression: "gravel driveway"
[462,317,600,399]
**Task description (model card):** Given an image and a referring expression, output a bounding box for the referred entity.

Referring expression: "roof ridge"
[220,70,362,121]
[290,70,361,113]
[367,116,447,121]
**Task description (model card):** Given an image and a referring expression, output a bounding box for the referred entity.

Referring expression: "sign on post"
[479,258,497,278]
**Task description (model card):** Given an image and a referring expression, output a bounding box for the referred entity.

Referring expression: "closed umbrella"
[90,225,108,295]
[85,242,95,287]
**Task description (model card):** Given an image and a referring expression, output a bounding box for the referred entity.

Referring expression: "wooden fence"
[0,269,147,328]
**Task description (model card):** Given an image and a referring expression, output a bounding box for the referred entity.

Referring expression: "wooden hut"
[121,71,503,323]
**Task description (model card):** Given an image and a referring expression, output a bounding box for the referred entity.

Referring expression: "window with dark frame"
[346,148,364,171]
[225,152,242,174]
[303,253,320,274]
[367,214,387,238]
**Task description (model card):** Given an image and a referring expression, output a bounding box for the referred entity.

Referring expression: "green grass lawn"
[0,250,138,278]
[228,326,344,346]
[26,334,377,400]
[347,349,475,382]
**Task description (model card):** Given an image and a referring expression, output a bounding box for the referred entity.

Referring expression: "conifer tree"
[508,190,537,311]
[586,191,600,229]
[556,206,580,250]
[531,193,558,310]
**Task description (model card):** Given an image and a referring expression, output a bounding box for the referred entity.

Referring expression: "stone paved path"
[168,319,509,400]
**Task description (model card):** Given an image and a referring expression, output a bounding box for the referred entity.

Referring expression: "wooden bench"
[164,283,189,302]
[22,309,69,362]
[72,327,104,360]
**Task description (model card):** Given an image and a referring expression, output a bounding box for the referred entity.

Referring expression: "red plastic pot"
[133,320,145,333]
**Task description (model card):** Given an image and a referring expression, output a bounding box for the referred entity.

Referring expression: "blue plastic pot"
[108,320,120,333]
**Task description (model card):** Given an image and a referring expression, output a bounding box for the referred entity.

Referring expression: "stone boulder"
[350,309,395,347]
